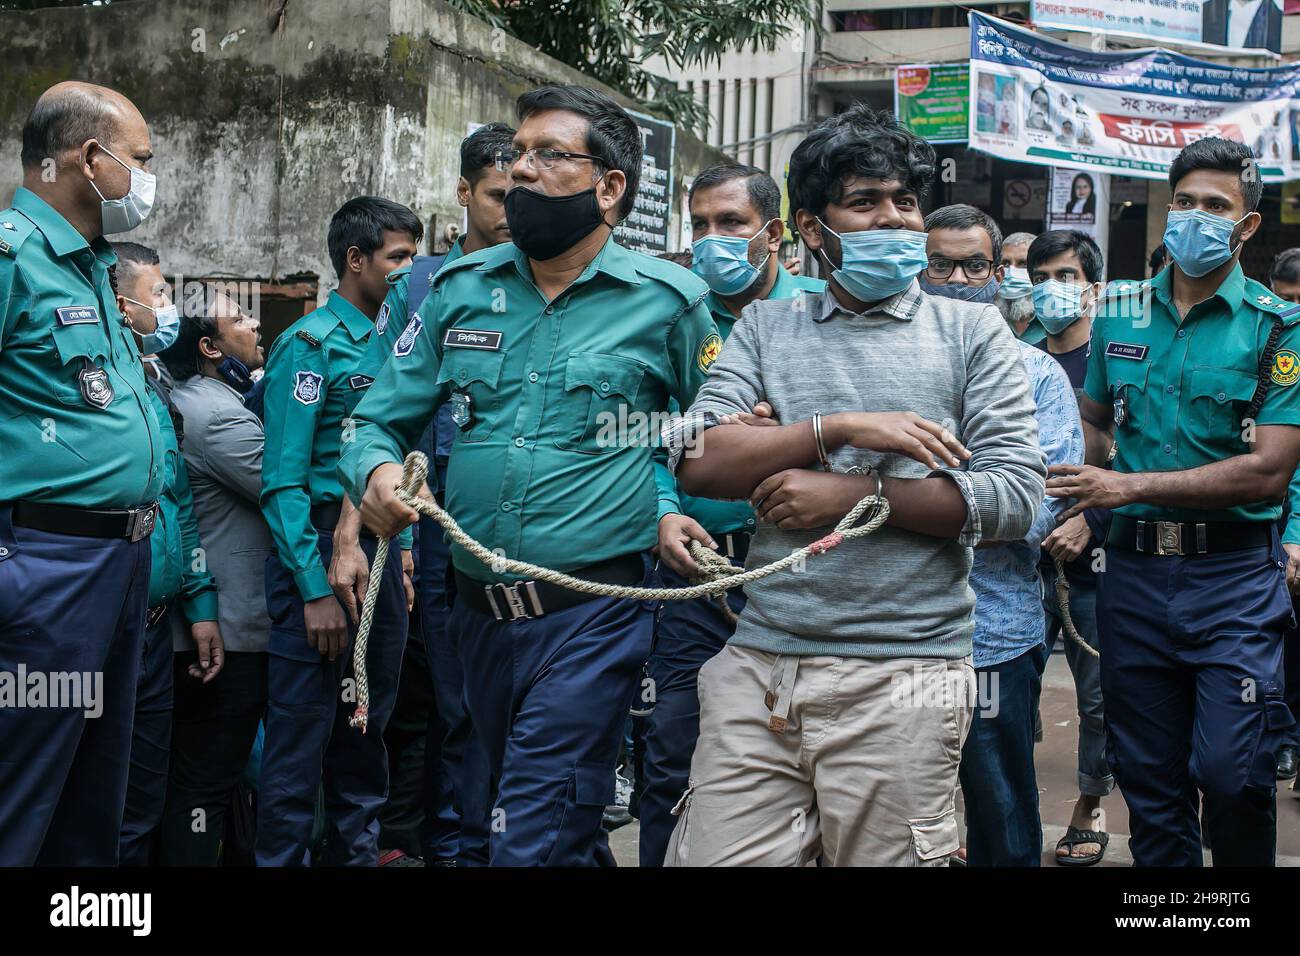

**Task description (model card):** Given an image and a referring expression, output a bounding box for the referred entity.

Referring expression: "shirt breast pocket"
[555,352,646,455]
[1103,358,1150,431]
[434,348,507,444]
[48,322,112,407]
[1190,367,1256,443]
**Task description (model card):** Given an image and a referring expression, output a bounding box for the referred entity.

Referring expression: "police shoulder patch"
[376,302,391,335]
[296,329,322,347]
[394,313,424,357]
[293,370,325,404]
[697,332,723,373]
[1271,349,1300,387]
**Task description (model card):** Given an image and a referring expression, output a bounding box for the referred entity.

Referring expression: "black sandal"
[1055,825,1109,866]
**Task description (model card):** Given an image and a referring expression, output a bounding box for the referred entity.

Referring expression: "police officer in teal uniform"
[1048,138,1300,866]
[641,163,824,866]
[111,241,224,864]
[256,197,423,866]
[342,85,720,866]
[0,83,165,866]
[344,122,515,865]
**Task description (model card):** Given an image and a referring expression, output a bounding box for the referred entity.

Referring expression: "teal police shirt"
[652,264,826,536]
[1085,263,1300,524]
[261,291,391,602]
[145,383,218,620]
[0,187,163,508]
[339,235,720,584]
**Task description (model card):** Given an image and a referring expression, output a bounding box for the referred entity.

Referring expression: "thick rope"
[1053,555,1099,659]
[349,451,890,730]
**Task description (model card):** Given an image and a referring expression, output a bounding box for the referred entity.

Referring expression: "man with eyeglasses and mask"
[639,163,824,867]
[0,82,165,865]
[1047,137,1300,867]
[341,85,719,866]
[922,205,1082,867]
[658,105,1045,866]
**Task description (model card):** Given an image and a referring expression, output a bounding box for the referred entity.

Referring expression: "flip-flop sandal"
[1055,825,1109,867]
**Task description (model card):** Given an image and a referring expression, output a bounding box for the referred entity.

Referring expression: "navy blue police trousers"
[1099,538,1295,866]
[255,531,406,866]
[119,605,176,864]
[448,555,656,866]
[0,505,151,865]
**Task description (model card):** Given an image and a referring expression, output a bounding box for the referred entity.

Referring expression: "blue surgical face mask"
[1163,208,1249,278]
[817,219,929,303]
[999,266,1032,300]
[1031,278,1091,334]
[216,355,254,394]
[920,277,1001,304]
[123,298,180,353]
[691,220,774,295]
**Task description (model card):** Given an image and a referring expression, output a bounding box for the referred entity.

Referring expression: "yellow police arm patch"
[1272,349,1300,387]
[697,333,722,373]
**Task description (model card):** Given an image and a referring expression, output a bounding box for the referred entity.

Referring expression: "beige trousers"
[664,643,975,866]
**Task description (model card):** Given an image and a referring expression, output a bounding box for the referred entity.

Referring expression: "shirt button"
[599,381,610,393]
[1165,385,1174,394]
[513,437,525,447]
[1163,443,1173,453]
[500,501,513,512]
[1177,329,1187,338]
[0,546,8,558]
[1217,391,1226,401]
[545,306,554,315]
[528,372,539,383]
[457,369,467,380]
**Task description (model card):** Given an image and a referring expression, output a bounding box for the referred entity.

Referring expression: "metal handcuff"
[811,410,884,522]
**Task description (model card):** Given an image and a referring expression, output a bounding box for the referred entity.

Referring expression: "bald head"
[21,82,144,170]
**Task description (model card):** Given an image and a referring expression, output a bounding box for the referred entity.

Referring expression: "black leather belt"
[456,552,645,621]
[1110,515,1273,556]
[716,531,751,563]
[310,501,375,538]
[11,500,158,542]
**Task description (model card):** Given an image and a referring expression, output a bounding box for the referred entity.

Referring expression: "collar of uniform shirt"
[1148,259,1247,315]
[814,277,922,323]
[491,232,644,289]
[325,288,376,341]
[13,185,115,263]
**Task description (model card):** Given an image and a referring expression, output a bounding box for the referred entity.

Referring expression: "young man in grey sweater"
[662,105,1046,866]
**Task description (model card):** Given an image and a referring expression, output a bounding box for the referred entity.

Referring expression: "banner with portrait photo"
[1046,167,1110,259]
[969,11,1300,182]
[1030,0,1283,58]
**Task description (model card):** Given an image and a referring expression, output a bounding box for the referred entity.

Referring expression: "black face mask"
[504,186,608,261]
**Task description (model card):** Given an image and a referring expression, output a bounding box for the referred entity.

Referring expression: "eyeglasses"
[926,256,995,281]
[494,147,606,172]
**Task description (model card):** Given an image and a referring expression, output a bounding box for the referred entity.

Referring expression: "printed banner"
[1046,167,1110,258]
[1030,0,1283,58]
[969,11,1300,182]
[895,63,970,143]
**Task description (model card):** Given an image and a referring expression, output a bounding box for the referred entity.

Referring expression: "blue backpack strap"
[407,253,447,324]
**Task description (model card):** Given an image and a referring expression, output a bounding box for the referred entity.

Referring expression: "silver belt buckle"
[1154,520,1183,556]
[486,581,541,621]
[129,505,156,543]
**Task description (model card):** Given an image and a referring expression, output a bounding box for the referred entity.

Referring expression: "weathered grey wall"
[0,0,725,291]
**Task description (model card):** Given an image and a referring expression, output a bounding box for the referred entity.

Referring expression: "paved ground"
[608,646,1300,866]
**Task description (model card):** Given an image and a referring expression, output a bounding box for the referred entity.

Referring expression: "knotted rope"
[1052,555,1099,659]
[348,451,890,730]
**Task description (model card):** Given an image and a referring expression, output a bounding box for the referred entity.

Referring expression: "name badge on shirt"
[56,305,100,326]
[442,329,502,351]
[348,374,374,390]
[1105,342,1148,361]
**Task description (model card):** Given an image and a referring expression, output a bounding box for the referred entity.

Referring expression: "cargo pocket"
[554,352,647,455]
[1190,367,1256,442]
[433,349,506,444]
[1248,693,1296,790]
[48,322,112,408]
[542,760,615,866]
[908,808,959,867]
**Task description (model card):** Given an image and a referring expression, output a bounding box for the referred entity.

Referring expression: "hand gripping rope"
[347,451,1095,730]
[347,451,890,731]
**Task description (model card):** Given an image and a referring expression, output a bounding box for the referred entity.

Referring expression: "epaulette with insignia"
[0,214,37,258]
[296,329,321,347]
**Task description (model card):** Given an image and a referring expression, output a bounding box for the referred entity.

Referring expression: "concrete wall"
[0,0,727,292]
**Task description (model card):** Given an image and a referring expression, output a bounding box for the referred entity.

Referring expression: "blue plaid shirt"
[970,341,1083,668]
